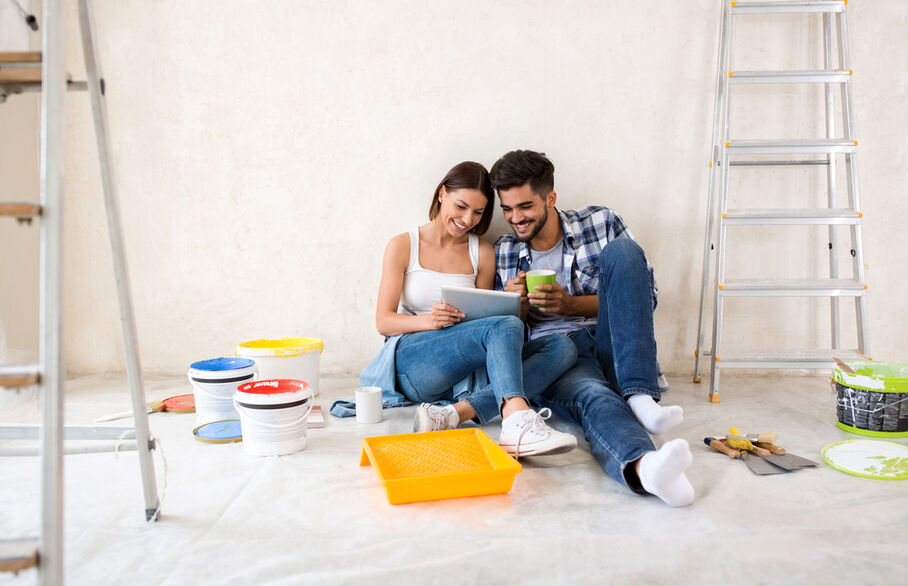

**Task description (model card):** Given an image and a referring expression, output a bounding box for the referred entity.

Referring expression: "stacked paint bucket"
[236,337,324,396]
[833,361,908,437]
[188,357,257,425]
[234,379,314,456]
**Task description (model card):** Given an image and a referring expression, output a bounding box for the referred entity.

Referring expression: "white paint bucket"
[188,357,257,425]
[234,379,313,457]
[236,337,324,396]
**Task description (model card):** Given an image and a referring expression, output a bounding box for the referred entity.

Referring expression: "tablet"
[440,286,520,322]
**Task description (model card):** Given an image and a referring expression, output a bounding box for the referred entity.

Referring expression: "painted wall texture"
[1,1,906,378]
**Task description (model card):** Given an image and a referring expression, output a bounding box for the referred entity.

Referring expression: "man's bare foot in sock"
[636,438,694,507]
[628,393,683,435]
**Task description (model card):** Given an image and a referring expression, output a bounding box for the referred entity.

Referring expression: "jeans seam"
[621,386,660,401]
[542,396,624,467]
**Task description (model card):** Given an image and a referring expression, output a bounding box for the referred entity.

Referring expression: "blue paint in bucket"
[190,357,255,371]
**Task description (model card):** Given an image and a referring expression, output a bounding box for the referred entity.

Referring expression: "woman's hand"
[423,302,465,329]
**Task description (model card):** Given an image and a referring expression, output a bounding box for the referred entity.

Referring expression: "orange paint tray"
[360,428,522,505]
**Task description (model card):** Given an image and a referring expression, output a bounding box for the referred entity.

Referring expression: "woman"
[360,161,578,457]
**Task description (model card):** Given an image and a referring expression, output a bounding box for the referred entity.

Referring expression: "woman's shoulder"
[383,231,413,262]
[476,236,494,255]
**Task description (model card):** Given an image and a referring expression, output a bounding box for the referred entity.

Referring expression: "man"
[489,149,693,507]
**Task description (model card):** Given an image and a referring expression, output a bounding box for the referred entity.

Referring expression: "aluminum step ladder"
[693,0,870,402]
[0,1,159,583]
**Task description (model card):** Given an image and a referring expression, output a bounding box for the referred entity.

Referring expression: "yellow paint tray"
[360,428,522,505]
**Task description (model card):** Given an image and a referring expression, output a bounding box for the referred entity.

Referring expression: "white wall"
[1,0,906,377]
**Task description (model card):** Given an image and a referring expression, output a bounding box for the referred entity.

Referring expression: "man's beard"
[514,206,548,243]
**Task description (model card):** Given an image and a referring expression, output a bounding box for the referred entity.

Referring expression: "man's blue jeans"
[538,238,661,491]
[393,315,577,418]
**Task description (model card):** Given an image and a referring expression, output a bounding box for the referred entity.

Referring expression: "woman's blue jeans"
[393,315,576,419]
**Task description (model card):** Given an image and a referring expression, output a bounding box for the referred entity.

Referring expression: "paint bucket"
[833,361,908,438]
[188,357,257,425]
[234,379,313,457]
[235,337,324,396]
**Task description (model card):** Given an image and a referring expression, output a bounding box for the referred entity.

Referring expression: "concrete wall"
[1,0,906,377]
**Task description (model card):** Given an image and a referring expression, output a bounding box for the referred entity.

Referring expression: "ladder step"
[0,68,43,84]
[728,70,852,84]
[729,159,829,166]
[726,139,857,155]
[723,208,861,225]
[720,279,867,297]
[0,364,40,388]
[715,349,868,369]
[0,538,39,573]
[0,51,42,64]
[730,1,847,15]
[0,203,43,218]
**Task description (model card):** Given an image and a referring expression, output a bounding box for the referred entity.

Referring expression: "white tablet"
[439,286,521,322]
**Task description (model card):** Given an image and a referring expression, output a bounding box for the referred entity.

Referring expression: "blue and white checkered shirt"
[494,206,658,310]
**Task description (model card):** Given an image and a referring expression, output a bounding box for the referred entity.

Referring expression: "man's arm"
[527,282,597,317]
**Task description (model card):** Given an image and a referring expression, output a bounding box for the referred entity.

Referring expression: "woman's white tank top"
[398,227,479,315]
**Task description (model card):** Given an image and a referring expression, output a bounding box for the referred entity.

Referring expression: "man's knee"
[598,237,645,273]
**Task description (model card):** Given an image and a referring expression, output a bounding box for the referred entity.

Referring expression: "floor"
[1,371,906,585]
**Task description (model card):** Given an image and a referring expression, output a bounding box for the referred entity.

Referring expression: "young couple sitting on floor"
[331,149,694,507]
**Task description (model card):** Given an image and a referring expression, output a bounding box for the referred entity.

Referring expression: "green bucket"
[833,361,908,438]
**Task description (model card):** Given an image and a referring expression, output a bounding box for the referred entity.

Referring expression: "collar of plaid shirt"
[495,206,657,306]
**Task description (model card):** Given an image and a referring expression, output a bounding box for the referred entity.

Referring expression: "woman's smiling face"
[437,187,488,237]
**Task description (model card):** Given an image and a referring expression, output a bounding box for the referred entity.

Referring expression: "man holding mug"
[489,149,694,507]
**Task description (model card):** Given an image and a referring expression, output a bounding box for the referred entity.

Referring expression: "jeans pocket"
[396,373,424,403]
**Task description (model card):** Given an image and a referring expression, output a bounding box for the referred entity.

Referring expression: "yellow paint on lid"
[237,337,325,357]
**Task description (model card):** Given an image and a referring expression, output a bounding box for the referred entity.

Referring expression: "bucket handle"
[187,365,258,397]
[233,392,313,429]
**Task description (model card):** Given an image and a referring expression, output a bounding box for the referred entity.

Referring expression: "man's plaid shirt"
[493,206,658,310]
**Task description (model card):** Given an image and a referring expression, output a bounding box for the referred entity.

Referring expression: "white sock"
[628,394,683,435]
[638,439,695,507]
[441,404,459,427]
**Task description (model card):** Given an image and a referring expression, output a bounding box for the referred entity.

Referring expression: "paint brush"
[704,437,741,459]
[833,356,856,374]
[728,428,777,444]
[725,435,771,456]
[94,394,195,422]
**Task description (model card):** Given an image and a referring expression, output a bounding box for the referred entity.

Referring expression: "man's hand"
[423,302,464,330]
[527,281,575,315]
[504,272,530,320]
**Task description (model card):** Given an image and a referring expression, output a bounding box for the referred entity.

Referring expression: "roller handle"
[704,437,741,459]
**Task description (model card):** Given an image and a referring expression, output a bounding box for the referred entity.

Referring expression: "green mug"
[525,270,556,307]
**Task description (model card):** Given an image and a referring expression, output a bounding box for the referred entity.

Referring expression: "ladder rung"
[730,1,847,15]
[0,203,43,218]
[723,208,861,225]
[729,159,829,166]
[719,279,867,297]
[715,349,868,369]
[0,68,43,84]
[0,52,42,64]
[726,139,857,155]
[0,364,40,388]
[728,70,852,84]
[0,538,39,573]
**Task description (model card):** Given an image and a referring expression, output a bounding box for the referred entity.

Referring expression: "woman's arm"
[475,238,496,290]
[375,233,464,337]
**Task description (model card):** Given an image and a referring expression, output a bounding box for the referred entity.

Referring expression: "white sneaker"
[498,408,577,457]
[413,403,458,433]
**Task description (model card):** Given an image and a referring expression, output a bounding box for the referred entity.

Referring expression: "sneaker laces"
[514,408,555,458]
[423,403,452,431]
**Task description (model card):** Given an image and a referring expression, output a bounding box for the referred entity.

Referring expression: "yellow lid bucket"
[236,337,324,395]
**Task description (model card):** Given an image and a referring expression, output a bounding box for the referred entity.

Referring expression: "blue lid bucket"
[188,357,257,425]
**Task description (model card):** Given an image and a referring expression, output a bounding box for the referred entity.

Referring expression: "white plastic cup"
[355,386,383,424]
